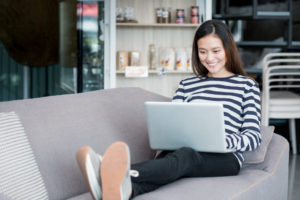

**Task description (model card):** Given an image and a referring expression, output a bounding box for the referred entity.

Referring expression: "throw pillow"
[243,125,275,164]
[0,112,48,199]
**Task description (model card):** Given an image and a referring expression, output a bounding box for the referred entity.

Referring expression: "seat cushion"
[133,170,268,200]
[270,91,300,106]
[66,192,92,200]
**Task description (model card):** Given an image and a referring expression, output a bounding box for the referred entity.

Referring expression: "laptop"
[144,101,235,153]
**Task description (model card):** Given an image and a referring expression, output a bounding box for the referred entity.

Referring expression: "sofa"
[0,87,289,200]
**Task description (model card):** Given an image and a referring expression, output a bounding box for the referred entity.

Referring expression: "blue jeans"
[131,147,240,197]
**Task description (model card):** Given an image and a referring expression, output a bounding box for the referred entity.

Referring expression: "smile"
[208,63,218,67]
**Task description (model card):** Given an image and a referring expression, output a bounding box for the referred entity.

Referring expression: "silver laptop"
[145,101,235,153]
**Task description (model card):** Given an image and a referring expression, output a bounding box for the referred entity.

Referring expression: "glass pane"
[59,0,105,93]
[79,0,105,92]
[59,0,78,93]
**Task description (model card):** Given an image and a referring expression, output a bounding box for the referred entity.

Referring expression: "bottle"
[156,8,163,23]
[168,8,172,23]
[149,44,156,70]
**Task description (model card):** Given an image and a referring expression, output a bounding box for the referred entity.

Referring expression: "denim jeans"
[131,147,240,197]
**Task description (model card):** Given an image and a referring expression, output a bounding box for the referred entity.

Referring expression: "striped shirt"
[172,74,261,166]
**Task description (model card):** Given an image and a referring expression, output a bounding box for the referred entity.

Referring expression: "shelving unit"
[213,0,297,49]
[115,0,212,97]
[212,0,300,80]
[117,23,200,28]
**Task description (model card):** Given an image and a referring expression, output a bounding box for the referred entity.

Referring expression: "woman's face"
[197,34,233,78]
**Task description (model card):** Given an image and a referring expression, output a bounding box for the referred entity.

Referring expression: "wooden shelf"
[116,70,193,74]
[292,41,300,47]
[116,23,200,28]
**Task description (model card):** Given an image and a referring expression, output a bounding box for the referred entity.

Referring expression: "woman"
[76,19,261,200]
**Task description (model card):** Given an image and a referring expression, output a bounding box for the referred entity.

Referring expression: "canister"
[191,15,199,24]
[191,6,199,16]
[176,9,185,24]
[176,9,185,18]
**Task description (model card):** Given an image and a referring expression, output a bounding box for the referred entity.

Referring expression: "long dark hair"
[192,20,246,76]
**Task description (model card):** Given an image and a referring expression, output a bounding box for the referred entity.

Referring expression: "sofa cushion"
[0,88,171,199]
[133,170,268,200]
[66,192,92,200]
[133,133,290,200]
[0,112,48,199]
[243,125,274,164]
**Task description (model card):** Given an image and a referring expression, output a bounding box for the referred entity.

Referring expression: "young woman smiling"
[76,19,261,200]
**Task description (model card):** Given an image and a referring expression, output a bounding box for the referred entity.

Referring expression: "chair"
[261,52,300,154]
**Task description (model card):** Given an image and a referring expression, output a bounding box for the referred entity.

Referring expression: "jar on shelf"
[124,6,134,22]
[191,6,199,16]
[167,8,171,23]
[191,6,199,24]
[155,8,162,23]
[116,8,124,22]
[176,9,185,24]
[191,15,199,24]
[162,8,169,23]
[176,17,184,24]
[176,9,185,18]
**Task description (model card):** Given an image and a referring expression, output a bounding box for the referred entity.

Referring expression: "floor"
[288,154,300,200]
[270,120,300,200]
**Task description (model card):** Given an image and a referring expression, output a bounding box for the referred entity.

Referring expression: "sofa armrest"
[236,133,289,200]
[243,133,289,173]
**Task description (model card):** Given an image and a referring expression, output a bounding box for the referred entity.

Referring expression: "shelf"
[256,11,290,19]
[213,14,253,20]
[236,41,288,47]
[236,41,300,48]
[116,23,200,28]
[245,67,262,74]
[116,70,193,74]
[292,41,300,47]
[213,11,290,20]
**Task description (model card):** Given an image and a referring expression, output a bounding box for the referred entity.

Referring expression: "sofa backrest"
[0,87,170,200]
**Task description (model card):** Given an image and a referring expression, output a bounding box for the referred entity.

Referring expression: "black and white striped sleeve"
[172,80,185,102]
[226,81,262,152]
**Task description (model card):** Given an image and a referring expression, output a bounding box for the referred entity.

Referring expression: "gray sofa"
[0,87,289,200]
